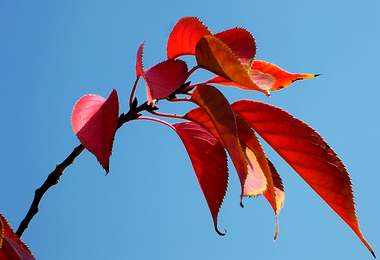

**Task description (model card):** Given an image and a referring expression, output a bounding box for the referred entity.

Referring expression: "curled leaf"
[71,90,119,173]
[195,35,269,95]
[214,28,256,67]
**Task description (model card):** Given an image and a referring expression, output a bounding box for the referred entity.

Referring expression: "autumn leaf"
[185,85,247,200]
[173,122,228,235]
[232,100,374,256]
[136,42,188,103]
[0,213,35,260]
[214,28,256,67]
[207,60,317,92]
[195,35,269,95]
[235,116,270,198]
[71,89,119,173]
[167,16,212,59]
[236,115,283,239]
[250,60,318,90]
[263,159,284,241]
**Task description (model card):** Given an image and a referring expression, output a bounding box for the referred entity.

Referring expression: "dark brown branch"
[16,101,151,238]
[16,144,85,237]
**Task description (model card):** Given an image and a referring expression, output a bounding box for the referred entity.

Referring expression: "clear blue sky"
[1,1,379,259]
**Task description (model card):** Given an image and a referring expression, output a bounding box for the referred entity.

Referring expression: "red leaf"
[205,61,317,93]
[240,143,267,196]
[235,116,270,198]
[185,85,248,200]
[71,89,119,172]
[0,213,35,260]
[135,41,145,78]
[214,28,256,67]
[232,100,374,256]
[173,122,228,235]
[145,59,188,103]
[167,17,212,59]
[195,35,269,95]
[263,159,284,241]
[250,60,318,91]
[236,116,284,239]
[136,41,188,103]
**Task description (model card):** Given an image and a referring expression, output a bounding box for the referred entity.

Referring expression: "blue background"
[1,1,379,259]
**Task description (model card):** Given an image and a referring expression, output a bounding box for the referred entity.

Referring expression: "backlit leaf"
[263,159,284,241]
[250,60,318,91]
[205,60,317,93]
[232,100,374,255]
[167,16,212,59]
[173,122,228,235]
[145,59,188,103]
[71,89,119,173]
[195,35,269,95]
[136,41,188,103]
[235,116,270,198]
[214,28,256,67]
[185,84,248,199]
[135,41,145,78]
[0,213,35,260]
[236,116,283,238]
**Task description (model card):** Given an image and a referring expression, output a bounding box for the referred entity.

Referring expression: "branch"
[16,101,151,238]
[16,144,85,237]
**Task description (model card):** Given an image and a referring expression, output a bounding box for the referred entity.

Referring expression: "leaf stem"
[137,116,178,132]
[129,76,140,108]
[147,110,186,120]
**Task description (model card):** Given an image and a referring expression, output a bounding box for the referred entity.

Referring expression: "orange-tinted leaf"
[263,159,284,241]
[205,61,317,93]
[173,122,228,235]
[214,28,256,67]
[250,60,318,91]
[236,116,283,238]
[167,16,212,59]
[185,85,247,199]
[235,116,271,198]
[240,142,267,197]
[0,213,35,260]
[232,100,374,256]
[145,59,188,103]
[71,90,119,173]
[195,35,269,95]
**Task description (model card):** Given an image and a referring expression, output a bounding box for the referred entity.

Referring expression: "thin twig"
[16,144,85,237]
[16,101,151,238]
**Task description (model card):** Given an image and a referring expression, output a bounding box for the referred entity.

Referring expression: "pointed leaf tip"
[232,100,373,254]
[173,122,228,235]
[250,60,317,91]
[215,226,227,236]
[72,89,119,170]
